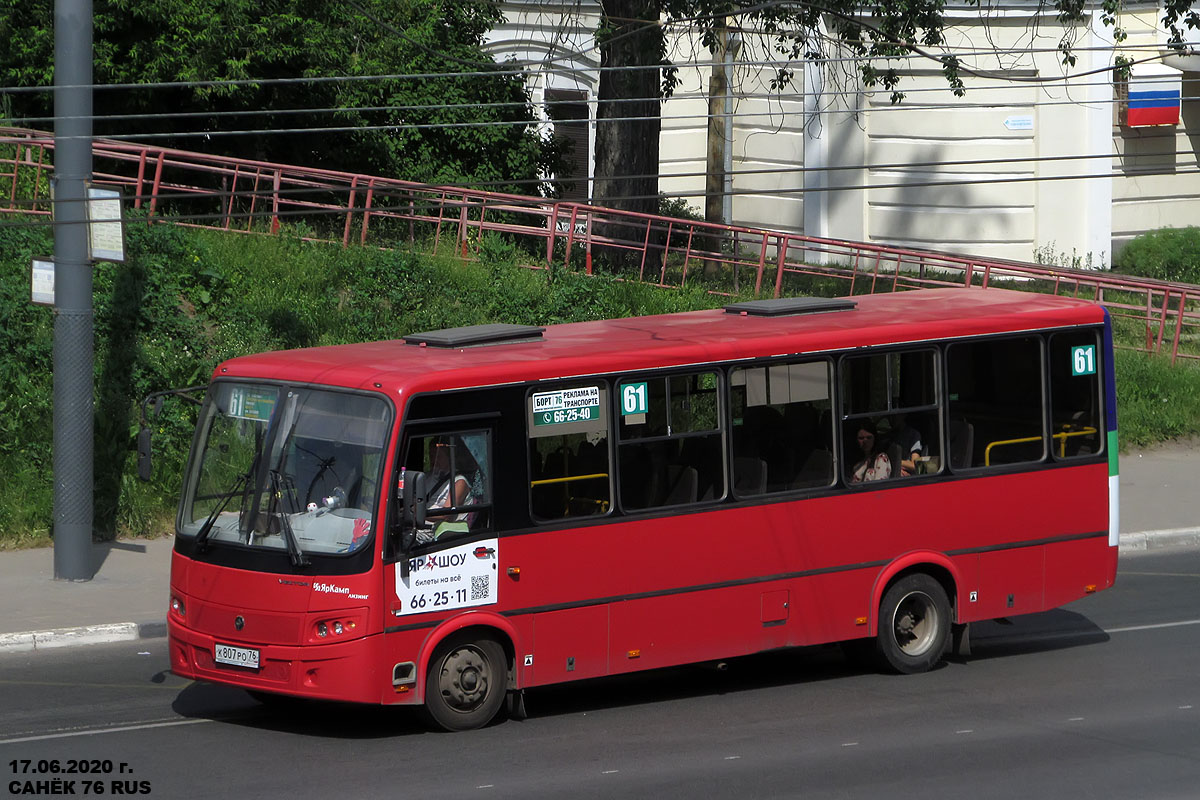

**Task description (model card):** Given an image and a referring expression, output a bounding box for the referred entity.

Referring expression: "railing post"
[247,166,262,232]
[754,234,768,296]
[343,175,359,248]
[639,218,653,282]
[270,169,281,234]
[30,143,48,215]
[1170,293,1186,364]
[360,179,376,246]
[432,191,448,255]
[660,222,674,285]
[585,211,593,275]
[458,201,469,258]
[773,235,789,298]
[680,226,696,287]
[546,203,557,268]
[148,151,165,220]
[7,142,19,211]
[565,205,578,269]
[1155,290,1171,353]
[133,148,147,209]
[1145,291,1154,353]
[408,193,416,244]
[224,165,240,230]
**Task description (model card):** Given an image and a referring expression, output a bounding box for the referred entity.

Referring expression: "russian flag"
[1125,67,1181,127]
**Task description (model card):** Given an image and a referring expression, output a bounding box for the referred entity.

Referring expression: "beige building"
[487,2,1199,264]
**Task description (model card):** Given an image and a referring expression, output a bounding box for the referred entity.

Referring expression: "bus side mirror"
[396,471,429,554]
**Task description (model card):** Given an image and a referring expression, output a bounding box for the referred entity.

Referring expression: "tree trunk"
[593,0,663,268]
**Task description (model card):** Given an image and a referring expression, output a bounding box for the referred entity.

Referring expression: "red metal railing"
[3,126,1198,364]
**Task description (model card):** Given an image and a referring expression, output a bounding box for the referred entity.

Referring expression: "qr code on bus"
[471,575,490,601]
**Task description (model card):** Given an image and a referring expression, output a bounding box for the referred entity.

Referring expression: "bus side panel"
[1043,536,1118,610]
[533,605,610,684]
[970,547,1045,620]
[796,569,879,644]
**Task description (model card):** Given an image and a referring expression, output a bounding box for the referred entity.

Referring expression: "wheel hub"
[440,646,491,711]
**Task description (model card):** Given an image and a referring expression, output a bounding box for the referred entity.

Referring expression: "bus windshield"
[179,382,390,557]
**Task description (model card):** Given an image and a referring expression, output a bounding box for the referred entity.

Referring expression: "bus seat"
[734,457,767,495]
[949,420,974,469]
[885,442,904,478]
[662,465,698,506]
[792,448,833,488]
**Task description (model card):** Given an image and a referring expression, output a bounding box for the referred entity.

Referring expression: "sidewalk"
[1,441,1196,653]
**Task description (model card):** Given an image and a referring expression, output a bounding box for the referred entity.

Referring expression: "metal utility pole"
[52,0,95,581]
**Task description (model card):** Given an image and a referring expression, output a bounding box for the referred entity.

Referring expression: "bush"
[1113,227,1200,285]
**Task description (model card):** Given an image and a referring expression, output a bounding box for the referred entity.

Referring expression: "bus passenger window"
[618,371,725,510]
[947,336,1045,468]
[840,349,941,482]
[730,360,834,494]
[1048,330,1102,459]
[527,384,612,521]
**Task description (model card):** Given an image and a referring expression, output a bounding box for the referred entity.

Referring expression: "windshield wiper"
[269,469,310,568]
[195,470,251,553]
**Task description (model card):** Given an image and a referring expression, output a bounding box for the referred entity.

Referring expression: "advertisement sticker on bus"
[531,386,601,427]
[396,537,499,615]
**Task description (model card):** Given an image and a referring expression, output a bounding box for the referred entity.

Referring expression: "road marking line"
[956,730,973,734]
[1068,717,1085,722]
[1119,572,1200,578]
[602,770,619,775]
[841,742,859,747]
[1105,619,1200,634]
[0,718,211,745]
[724,756,741,760]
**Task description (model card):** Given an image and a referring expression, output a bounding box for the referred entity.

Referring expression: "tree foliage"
[0,0,564,193]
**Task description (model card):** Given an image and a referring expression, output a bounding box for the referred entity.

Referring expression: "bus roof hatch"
[404,323,546,348]
[724,297,858,317]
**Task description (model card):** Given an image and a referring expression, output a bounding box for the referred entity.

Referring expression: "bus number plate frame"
[214,642,260,670]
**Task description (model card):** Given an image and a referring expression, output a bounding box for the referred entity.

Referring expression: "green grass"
[1113,349,1200,447]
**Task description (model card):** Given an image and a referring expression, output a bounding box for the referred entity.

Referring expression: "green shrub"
[1113,227,1200,285]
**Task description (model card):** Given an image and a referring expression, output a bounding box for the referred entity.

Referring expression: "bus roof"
[214,287,1105,394]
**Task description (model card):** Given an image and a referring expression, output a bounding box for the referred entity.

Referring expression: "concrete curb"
[0,621,166,655]
[1118,527,1200,552]
[1,529,1196,655]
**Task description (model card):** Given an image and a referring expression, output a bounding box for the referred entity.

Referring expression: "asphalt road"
[2,548,1198,800]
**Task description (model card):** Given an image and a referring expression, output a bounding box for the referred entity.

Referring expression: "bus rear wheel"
[876,573,950,674]
[424,633,508,732]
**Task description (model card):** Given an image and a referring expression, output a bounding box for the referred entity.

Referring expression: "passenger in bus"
[887,413,924,476]
[850,421,891,483]
[427,437,476,522]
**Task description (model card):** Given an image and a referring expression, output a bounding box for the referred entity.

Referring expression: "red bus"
[162,287,1118,730]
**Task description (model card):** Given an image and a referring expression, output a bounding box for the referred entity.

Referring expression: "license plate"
[214,643,260,669]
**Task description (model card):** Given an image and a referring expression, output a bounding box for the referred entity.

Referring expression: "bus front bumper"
[168,617,387,705]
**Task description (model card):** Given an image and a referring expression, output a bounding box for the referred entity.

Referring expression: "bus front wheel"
[424,633,508,732]
[876,573,951,674]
